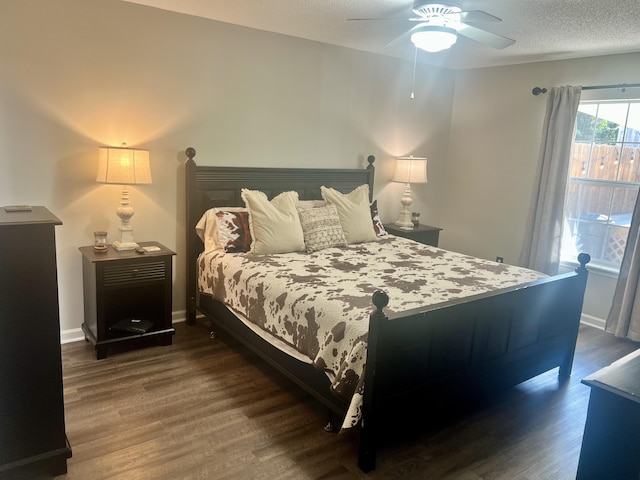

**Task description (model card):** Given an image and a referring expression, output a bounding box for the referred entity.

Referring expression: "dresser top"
[582,348,640,404]
[0,206,62,226]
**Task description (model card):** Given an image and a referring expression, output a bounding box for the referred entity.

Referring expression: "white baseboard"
[60,310,189,345]
[60,328,84,344]
[581,313,605,330]
[61,310,606,344]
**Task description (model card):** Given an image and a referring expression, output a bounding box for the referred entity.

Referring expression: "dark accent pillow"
[216,209,252,252]
[370,200,387,237]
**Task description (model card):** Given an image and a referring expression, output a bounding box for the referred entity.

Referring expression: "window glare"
[597,103,629,130]
[625,103,640,141]
[562,100,640,270]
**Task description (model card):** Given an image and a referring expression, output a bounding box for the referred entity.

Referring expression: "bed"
[184,147,590,471]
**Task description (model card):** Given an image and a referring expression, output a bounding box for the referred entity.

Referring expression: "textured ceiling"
[122,0,640,70]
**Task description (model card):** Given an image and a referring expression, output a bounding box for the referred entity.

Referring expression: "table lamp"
[392,155,428,230]
[96,145,152,250]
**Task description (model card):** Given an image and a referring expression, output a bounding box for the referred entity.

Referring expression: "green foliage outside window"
[575,111,619,144]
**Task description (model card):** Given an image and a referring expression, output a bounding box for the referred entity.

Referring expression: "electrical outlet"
[496,256,504,263]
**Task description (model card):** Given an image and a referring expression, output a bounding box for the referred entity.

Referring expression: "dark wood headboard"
[184,147,376,323]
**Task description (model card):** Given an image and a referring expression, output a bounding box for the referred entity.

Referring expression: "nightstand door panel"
[98,258,170,337]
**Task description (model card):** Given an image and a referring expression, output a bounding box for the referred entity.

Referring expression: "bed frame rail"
[358,254,590,471]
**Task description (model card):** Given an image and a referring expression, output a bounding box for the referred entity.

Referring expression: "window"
[561,101,640,270]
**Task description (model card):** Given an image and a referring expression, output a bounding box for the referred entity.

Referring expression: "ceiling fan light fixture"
[412,2,461,18]
[411,25,458,52]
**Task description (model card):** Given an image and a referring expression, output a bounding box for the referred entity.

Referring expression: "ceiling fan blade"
[456,23,515,49]
[347,17,408,21]
[347,16,428,22]
[456,10,501,23]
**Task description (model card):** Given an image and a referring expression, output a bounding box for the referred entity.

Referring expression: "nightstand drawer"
[103,261,166,286]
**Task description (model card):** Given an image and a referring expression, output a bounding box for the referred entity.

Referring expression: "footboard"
[358,254,590,471]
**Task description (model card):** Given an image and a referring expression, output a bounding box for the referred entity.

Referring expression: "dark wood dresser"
[577,347,640,479]
[0,206,71,477]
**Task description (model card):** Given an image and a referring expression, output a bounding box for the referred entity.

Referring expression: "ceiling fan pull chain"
[411,46,418,99]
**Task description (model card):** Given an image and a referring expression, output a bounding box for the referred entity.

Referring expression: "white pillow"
[320,184,378,244]
[195,209,217,250]
[241,189,305,254]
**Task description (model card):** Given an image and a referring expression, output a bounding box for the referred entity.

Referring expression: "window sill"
[559,259,620,279]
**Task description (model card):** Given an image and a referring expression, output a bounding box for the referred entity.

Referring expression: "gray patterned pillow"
[298,204,347,253]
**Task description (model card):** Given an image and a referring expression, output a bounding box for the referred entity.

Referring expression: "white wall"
[443,53,640,326]
[2,0,635,338]
[0,0,455,339]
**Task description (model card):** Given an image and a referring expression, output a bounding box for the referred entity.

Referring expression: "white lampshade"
[97,146,152,185]
[411,26,458,53]
[392,156,428,184]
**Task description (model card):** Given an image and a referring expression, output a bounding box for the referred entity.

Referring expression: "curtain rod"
[532,83,640,96]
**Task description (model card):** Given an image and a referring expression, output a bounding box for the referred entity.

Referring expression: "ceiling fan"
[349,1,515,53]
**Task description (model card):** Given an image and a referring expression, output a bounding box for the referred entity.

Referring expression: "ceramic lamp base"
[395,209,414,230]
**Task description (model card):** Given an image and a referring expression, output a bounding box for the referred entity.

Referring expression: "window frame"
[560,97,640,273]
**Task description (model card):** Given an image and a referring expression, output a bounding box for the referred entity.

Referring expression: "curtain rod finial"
[532,87,548,96]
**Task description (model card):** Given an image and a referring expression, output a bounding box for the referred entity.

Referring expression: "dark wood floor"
[55,321,638,480]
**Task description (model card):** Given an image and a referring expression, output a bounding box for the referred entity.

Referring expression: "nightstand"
[79,241,176,359]
[384,223,442,247]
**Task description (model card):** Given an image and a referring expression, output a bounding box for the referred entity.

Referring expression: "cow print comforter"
[197,235,546,429]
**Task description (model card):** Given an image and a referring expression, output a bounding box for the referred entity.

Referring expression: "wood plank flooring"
[55,321,638,480]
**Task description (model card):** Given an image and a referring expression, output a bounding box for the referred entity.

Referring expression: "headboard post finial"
[186,147,196,164]
[367,155,375,170]
[371,290,389,314]
[576,252,591,273]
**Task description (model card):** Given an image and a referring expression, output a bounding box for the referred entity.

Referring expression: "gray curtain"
[606,191,640,341]
[520,85,582,275]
